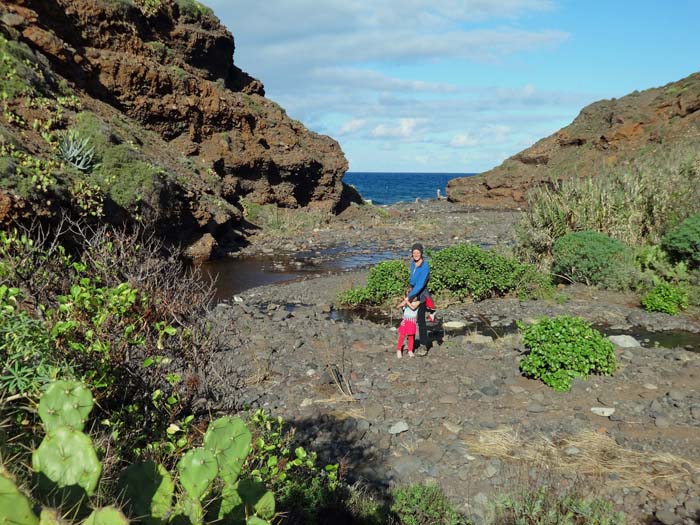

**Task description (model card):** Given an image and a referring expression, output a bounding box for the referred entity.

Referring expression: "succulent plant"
[58,130,96,172]
[38,380,93,432]
[176,448,217,501]
[82,507,129,525]
[118,461,173,525]
[0,471,39,525]
[32,426,101,496]
[203,416,251,484]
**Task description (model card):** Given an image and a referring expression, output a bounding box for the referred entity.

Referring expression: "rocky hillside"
[0,0,359,257]
[448,72,700,209]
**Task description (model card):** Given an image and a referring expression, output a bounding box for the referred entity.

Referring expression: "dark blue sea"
[344,172,476,205]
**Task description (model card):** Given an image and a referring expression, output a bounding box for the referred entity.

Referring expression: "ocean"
[344,172,476,205]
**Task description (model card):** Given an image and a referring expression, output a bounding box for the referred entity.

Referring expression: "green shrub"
[338,260,408,306]
[552,231,636,290]
[494,486,626,525]
[338,246,550,306]
[390,484,465,525]
[662,214,700,266]
[641,282,688,315]
[519,316,616,391]
[430,244,548,301]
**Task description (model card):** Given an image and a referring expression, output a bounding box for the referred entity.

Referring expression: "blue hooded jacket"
[408,259,429,301]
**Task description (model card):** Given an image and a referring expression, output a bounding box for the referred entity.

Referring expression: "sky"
[206,1,700,173]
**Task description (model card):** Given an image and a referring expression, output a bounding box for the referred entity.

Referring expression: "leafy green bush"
[662,214,700,266]
[493,486,626,525]
[552,231,636,290]
[390,484,465,525]
[338,260,408,306]
[641,282,688,315]
[338,246,550,306]
[430,244,549,300]
[519,316,616,391]
[0,286,69,396]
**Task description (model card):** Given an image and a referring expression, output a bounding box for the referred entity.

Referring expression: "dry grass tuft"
[465,427,698,495]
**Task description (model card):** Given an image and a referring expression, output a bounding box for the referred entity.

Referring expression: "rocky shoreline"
[201,201,700,525]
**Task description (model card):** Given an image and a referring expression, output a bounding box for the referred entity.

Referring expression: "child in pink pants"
[396,292,421,358]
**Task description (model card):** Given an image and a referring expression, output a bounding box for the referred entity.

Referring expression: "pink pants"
[397,319,417,351]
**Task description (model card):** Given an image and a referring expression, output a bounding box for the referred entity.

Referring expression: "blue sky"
[206,1,699,173]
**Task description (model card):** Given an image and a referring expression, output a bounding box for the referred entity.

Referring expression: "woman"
[407,243,432,352]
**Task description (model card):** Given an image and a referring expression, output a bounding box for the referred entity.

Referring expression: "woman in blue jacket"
[407,243,431,352]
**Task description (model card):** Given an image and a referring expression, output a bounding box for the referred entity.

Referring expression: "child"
[396,290,421,358]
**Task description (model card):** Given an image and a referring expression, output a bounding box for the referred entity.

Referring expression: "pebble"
[389,421,409,434]
[591,407,615,417]
[655,509,680,525]
[608,335,641,348]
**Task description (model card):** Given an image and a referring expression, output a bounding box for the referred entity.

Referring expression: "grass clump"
[493,486,625,525]
[552,231,635,290]
[390,484,465,525]
[519,315,616,391]
[517,147,700,265]
[176,0,214,20]
[641,282,688,315]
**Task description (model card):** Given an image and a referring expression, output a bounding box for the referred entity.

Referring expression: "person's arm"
[407,298,421,310]
[407,263,429,300]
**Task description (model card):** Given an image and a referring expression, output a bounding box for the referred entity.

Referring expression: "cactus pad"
[82,507,129,525]
[0,473,39,525]
[219,480,275,522]
[118,461,173,524]
[39,509,69,525]
[246,518,272,525]
[32,427,101,496]
[176,448,217,501]
[237,480,275,520]
[38,381,93,432]
[203,416,251,484]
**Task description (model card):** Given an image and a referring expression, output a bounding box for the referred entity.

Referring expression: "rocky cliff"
[447,73,700,209]
[0,0,359,257]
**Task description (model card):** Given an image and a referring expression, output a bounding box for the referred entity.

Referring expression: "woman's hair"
[405,287,412,296]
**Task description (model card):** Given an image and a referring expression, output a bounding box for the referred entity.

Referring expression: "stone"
[300,398,313,407]
[590,407,615,417]
[443,321,467,330]
[389,421,409,434]
[463,333,493,345]
[608,335,641,348]
[643,383,658,390]
[443,421,462,434]
[527,403,546,413]
[1,13,25,27]
[655,509,680,525]
[654,416,671,428]
[479,385,500,396]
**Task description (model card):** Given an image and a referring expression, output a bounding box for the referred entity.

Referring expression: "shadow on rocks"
[290,413,390,489]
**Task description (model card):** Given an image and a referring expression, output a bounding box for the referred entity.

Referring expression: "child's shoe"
[428,312,436,323]
[408,351,415,357]
[396,350,402,359]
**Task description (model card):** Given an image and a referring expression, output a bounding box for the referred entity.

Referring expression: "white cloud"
[449,133,480,148]
[370,118,424,139]
[337,119,367,135]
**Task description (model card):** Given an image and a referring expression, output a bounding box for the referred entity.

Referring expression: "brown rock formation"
[0,0,359,257]
[448,73,700,209]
